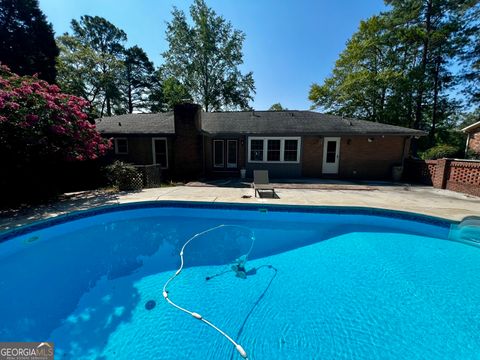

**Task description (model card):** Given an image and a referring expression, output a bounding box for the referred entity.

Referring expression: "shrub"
[466,149,480,160]
[0,65,111,164]
[421,145,461,160]
[105,161,143,191]
[0,66,112,205]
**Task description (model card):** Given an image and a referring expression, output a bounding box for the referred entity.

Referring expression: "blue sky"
[39,0,387,110]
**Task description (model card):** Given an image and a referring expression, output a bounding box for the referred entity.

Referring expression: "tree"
[309,0,477,151]
[269,103,286,111]
[0,0,59,83]
[122,46,155,113]
[385,0,473,141]
[309,16,405,124]
[57,16,127,117]
[0,65,110,164]
[148,68,192,112]
[163,0,255,111]
[460,2,480,110]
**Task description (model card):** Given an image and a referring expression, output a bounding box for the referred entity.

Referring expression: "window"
[213,140,224,167]
[152,138,168,168]
[325,140,337,163]
[250,139,264,162]
[267,139,281,161]
[227,140,238,168]
[114,138,128,154]
[248,137,300,163]
[284,139,299,162]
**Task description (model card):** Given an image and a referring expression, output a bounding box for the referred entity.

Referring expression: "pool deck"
[1,181,479,232]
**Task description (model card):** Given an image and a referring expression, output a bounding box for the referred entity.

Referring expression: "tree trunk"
[127,65,133,114]
[430,55,441,145]
[100,97,106,118]
[412,0,433,155]
[106,96,112,116]
[414,0,433,130]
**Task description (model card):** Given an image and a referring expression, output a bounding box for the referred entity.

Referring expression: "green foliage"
[56,15,127,117]
[460,3,480,108]
[421,144,462,160]
[105,161,143,191]
[148,69,192,112]
[0,0,59,83]
[163,0,255,111]
[309,0,478,152]
[269,103,286,111]
[0,66,110,165]
[466,149,480,160]
[122,45,155,113]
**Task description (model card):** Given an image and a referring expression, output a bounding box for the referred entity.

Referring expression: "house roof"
[201,111,426,136]
[95,110,425,136]
[95,112,175,135]
[461,120,480,133]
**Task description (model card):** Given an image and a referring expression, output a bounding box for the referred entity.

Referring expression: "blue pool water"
[0,202,479,359]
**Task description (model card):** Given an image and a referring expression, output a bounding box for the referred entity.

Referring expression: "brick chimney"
[172,103,203,179]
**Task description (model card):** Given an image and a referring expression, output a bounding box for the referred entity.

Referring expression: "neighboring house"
[461,120,480,156]
[96,103,425,180]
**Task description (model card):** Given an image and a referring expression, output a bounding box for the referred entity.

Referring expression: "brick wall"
[446,160,480,196]
[302,136,323,177]
[404,158,480,197]
[172,103,203,179]
[468,129,480,154]
[339,136,407,179]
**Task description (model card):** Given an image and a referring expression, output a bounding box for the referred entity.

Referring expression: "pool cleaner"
[162,224,255,360]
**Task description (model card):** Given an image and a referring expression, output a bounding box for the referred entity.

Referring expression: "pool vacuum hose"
[162,224,255,359]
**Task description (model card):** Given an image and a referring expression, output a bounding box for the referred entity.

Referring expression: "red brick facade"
[405,158,480,197]
[172,104,203,179]
[338,136,408,179]
[301,136,324,177]
[467,129,480,154]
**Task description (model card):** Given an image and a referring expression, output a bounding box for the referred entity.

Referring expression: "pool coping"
[0,200,456,243]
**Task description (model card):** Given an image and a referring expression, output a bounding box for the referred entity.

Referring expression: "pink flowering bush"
[0,65,111,164]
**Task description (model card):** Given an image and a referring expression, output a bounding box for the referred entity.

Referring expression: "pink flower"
[0,115,7,123]
[25,114,39,124]
[48,84,60,93]
[50,125,66,135]
[8,102,20,110]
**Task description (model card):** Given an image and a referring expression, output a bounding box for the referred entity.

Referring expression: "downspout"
[401,136,411,166]
[202,134,206,177]
[464,133,470,157]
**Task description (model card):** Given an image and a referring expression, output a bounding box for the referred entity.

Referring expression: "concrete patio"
[1,182,479,232]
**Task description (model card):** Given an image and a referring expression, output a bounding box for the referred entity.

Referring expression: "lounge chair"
[253,170,275,198]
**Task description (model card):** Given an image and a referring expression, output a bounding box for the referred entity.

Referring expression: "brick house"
[462,120,480,156]
[96,103,425,180]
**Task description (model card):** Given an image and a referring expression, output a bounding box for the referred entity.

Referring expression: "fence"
[134,164,162,189]
[404,159,480,197]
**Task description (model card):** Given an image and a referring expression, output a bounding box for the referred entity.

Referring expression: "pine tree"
[0,0,59,83]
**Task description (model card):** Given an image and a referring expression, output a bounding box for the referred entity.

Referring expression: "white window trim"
[227,140,238,168]
[114,138,128,155]
[213,139,225,168]
[152,137,168,169]
[248,137,301,163]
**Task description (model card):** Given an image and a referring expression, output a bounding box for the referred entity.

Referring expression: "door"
[227,140,238,168]
[152,138,168,168]
[322,137,340,174]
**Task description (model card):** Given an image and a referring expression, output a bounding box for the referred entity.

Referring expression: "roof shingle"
[95,110,425,136]
[95,112,175,135]
[201,111,425,136]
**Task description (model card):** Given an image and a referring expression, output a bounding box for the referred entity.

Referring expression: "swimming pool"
[0,202,479,359]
